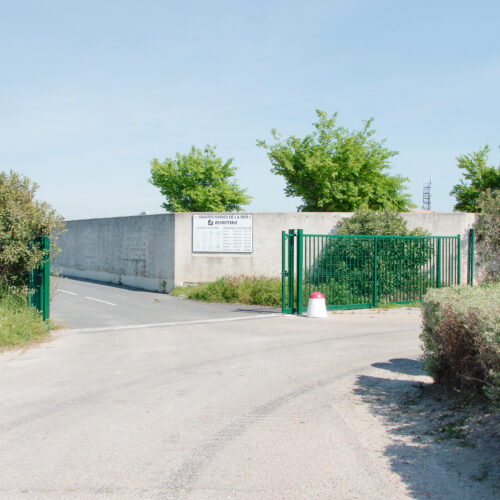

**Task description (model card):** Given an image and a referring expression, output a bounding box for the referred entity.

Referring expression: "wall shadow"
[354,359,499,499]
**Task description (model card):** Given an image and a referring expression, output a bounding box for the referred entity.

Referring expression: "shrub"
[474,189,500,282]
[420,284,500,407]
[0,171,64,289]
[335,209,428,237]
[0,287,48,348]
[311,210,432,302]
[171,276,282,306]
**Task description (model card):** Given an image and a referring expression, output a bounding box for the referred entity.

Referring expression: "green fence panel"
[283,232,461,314]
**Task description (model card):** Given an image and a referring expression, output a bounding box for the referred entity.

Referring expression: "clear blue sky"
[1,0,499,219]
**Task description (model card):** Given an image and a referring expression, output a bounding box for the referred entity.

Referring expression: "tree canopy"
[0,171,64,288]
[450,145,500,212]
[150,145,251,212]
[257,110,414,212]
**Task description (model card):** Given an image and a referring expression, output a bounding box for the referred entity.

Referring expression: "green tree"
[0,171,64,288]
[450,145,500,212]
[474,189,500,282]
[257,110,414,212]
[150,145,251,212]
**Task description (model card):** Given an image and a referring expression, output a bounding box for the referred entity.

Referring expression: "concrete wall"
[54,214,175,292]
[174,212,477,287]
[55,211,476,292]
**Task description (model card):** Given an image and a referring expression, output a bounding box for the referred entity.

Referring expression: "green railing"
[28,236,50,321]
[282,231,464,314]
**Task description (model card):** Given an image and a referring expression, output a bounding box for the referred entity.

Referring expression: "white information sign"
[192,214,253,253]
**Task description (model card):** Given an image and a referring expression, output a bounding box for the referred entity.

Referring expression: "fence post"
[372,237,378,308]
[288,229,295,314]
[296,229,304,315]
[457,234,461,285]
[27,236,50,322]
[41,236,50,321]
[467,229,474,285]
[282,231,286,312]
[436,238,441,288]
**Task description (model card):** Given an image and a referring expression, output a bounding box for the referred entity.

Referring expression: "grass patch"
[0,288,49,350]
[376,301,421,310]
[170,276,282,306]
[48,318,66,330]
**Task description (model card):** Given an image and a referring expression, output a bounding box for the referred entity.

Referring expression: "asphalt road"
[51,277,280,329]
[0,301,436,499]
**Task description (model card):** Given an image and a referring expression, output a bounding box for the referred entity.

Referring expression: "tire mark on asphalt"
[161,365,374,495]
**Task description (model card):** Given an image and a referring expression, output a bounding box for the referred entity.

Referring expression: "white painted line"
[59,290,78,296]
[84,296,117,306]
[63,313,284,333]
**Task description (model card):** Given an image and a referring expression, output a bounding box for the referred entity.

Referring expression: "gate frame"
[28,236,50,321]
[282,230,468,315]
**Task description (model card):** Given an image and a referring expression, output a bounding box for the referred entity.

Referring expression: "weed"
[435,418,467,441]
[48,319,66,331]
[0,288,49,349]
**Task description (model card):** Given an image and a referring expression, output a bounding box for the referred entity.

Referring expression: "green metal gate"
[282,230,296,313]
[282,231,464,314]
[28,236,50,321]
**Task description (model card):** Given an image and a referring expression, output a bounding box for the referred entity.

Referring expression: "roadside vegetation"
[0,170,63,348]
[0,287,48,349]
[170,277,422,310]
[420,283,500,409]
[171,276,282,306]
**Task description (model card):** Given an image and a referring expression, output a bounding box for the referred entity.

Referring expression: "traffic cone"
[306,291,328,318]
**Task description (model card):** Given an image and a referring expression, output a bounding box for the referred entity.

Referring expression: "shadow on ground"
[372,358,424,376]
[354,358,499,499]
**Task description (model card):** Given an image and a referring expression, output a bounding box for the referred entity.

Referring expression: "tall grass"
[0,288,48,349]
[171,276,282,306]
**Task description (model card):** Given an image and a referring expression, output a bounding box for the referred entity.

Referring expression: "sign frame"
[192,214,253,254]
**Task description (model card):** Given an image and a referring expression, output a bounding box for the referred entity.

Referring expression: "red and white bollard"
[306,291,328,318]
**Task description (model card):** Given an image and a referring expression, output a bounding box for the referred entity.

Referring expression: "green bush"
[0,171,64,289]
[171,276,282,306]
[420,284,500,407]
[0,287,48,349]
[311,210,433,303]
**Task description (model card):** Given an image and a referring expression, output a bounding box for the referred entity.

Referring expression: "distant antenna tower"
[422,177,432,211]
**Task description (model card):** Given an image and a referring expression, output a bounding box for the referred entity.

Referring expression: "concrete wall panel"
[54,211,476,292]
[173,212,476,286]
[54,214,175,292]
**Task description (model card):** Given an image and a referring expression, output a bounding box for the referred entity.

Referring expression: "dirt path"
[349,354,499,499]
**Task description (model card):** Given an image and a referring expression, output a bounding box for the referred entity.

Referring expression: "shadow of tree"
[372,358,424,376]
[354,359,499,499]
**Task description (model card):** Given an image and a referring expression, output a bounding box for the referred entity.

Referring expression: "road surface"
[51,277,280,329]
[1,280,493,498]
